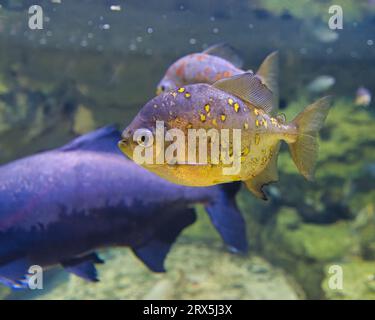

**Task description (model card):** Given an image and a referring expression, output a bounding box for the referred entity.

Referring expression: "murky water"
[0,0,374,300]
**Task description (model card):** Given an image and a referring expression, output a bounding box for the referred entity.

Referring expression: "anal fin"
[61,252,104,282]
[245,142,280,200]
[133,208,196,272]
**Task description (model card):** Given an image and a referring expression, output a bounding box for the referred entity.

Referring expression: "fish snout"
[118,129,134,157]
[121,128,134,142]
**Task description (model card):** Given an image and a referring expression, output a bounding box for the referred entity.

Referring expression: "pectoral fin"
[244,142,280,200]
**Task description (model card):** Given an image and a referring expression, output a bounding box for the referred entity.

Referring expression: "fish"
[355,87,372,107]
[156,43,277,96]
[0,126,248,288]
[307,75,336,93]
[119,68,332,200]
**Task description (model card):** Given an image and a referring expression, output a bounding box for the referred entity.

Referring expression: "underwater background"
[0,0,374,299]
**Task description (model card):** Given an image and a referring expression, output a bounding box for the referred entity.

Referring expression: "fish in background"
[157,43,278,102]
[355,87,372,107]
[0,127,247,289]
[307,75,336,93]
[120,60,333,199]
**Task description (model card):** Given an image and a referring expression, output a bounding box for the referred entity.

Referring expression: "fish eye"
[156,85,165,95]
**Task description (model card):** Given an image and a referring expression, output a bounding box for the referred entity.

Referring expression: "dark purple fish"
[0,126,247,288]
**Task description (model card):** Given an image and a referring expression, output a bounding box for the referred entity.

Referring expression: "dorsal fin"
[244,142,280,200]
[202,43,243,68]
[60,125,123,154]
[213,72,274,113]
[256,51,279,113]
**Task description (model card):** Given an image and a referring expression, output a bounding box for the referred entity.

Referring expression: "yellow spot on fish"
[233,102,240,112]
[212,119,217,126]
[186,123,193,129]
[228,98,234,106]
[184,92,191,98]
[242,147,250,156]
[178,87,185,93]
[204,104,210,113]
[251,157,259,164]
[200,114,206,122]
[262,119,268,128]
[220,114,226,122]
[255,133,260,145]
[244,122,249,130]
[254,108,260,115]
[255,119,260,127]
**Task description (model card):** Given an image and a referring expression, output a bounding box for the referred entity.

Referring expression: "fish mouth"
[118,139,133,159]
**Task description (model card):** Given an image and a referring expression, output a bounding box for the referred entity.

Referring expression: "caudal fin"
[288,96,333,180]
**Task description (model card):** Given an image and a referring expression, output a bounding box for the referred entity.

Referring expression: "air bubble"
[189,38,197,45]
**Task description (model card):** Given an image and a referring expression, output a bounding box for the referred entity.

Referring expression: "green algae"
[5,243,302,300]
[323,260,375,300]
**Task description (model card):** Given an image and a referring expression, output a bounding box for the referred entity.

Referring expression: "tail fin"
[205,182,248,253]
[288,96,333,180]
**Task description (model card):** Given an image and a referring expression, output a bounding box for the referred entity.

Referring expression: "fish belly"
[241,131,280,180]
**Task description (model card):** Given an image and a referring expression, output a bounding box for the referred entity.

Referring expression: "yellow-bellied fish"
[119,55,332,200]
